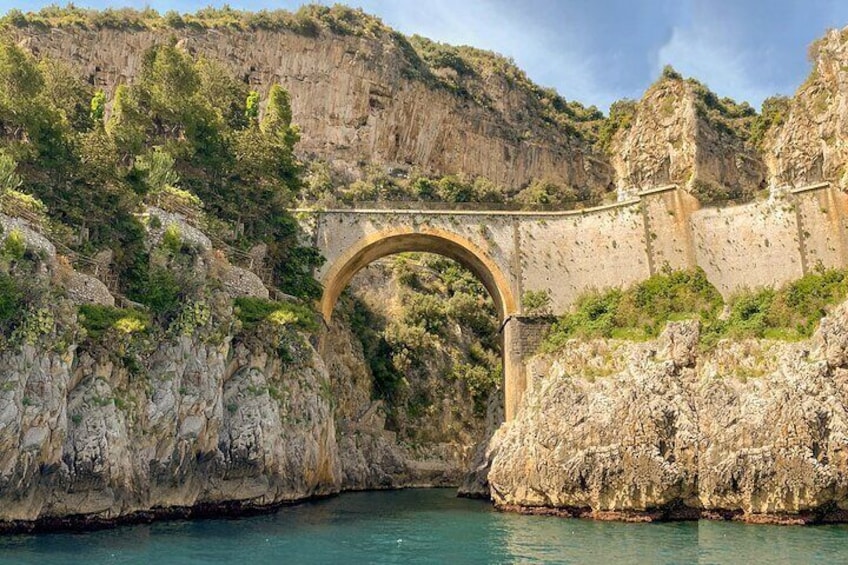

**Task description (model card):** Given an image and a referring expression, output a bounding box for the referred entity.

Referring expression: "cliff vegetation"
[543,265,848,351]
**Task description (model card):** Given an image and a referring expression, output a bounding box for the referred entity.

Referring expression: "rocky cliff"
[610,75,766,201]
[488,321,700,520]
[8,22,609,193]
[0,201,493,530]
[487,304,848,524]
[0,316,341,527]
[7,12,848,201]
[0,291,487,531]
[764,28,848,190]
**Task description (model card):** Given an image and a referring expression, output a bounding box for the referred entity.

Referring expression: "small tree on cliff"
[261,84,300,150]
[0,151,21,194]
[106,85,147,161]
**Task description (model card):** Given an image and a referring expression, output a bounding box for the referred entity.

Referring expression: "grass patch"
[233,296,317,332]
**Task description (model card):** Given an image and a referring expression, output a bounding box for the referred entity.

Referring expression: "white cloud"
[657,25,768,105]
[353,0,608,108]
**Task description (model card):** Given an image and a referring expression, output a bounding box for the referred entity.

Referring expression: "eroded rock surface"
[488,306,848,523]
[489,322,699,520]
[0,320,343,526]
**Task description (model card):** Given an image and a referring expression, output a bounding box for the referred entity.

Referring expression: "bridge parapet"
[299,182,848,420]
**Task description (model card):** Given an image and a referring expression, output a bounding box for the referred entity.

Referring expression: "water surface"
[1,489,847,564]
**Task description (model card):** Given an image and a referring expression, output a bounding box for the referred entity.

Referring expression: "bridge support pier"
[503,316,554,421]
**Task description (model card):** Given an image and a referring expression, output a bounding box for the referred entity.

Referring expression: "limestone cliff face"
[486,305,848,523]
[699,337,848,521]
[765,28,848,189]
[0,203,494,529]
[610,78,765,200]
[11,26,609,191]
[15,20,848,202]
[0,319,341,525]
[488,322,700,519]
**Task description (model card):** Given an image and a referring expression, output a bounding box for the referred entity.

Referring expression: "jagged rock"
[815,302,848,368]
[0,327,342,524]
[219,264,269,300]
[611,78,765,200]
[0,214,56,260]
[62,271,115,306]
[145,207,212,251]
[458,390,504,498]
[697,339,848,521]
[765,28,848,189]
[488,309,848,523]
[488,322,700,519]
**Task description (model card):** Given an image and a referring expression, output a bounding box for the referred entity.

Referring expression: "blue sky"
[2,0,847,112]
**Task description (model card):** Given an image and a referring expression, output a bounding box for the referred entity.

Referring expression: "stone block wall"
[305,183,848,318]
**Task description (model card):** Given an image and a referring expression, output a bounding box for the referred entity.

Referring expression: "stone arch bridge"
[296,183,848,420]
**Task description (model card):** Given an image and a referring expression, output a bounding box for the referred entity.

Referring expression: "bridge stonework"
[298,183,848,420]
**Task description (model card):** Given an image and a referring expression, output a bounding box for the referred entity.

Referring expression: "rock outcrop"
[487,305,848,523]
[0,317,342,527]
[699,330,848,523]
[610,77,765,200]
[765,28,848,190]
[488,322,700,520]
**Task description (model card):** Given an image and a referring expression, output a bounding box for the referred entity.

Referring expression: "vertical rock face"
[698,339,848,521]
[323,317,409,490]
[12,19,848,203]
[610,78,765,200]
[0,324,343,525]
[487,304,848,523]
[765,28,848,189]
[488,322,700,519]
[12,26,609,191]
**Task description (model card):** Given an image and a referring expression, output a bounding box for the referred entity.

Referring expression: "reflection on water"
[0,490,846,564]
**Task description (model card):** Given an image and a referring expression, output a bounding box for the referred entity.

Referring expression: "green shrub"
[750,95,791,147]
[2,229,26,260]
[0,272,25,334]
[596,98,637,152]
[616,267,723,334]
[347,296,403,401]
[712,267,848,342]
[451,361,500,415]
[661,65,683,81]
[542,268,721,351]
[514,179,579,210]
[126,265,184,322]
[0,151,22,192]
[522,289,552,316]
[161,223,183,253]
[402,292,447,334]
[543,267,848,353]
[234,296,317,332]
[78,304,149,340]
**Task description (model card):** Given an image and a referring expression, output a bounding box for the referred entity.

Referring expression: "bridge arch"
[318,226,524,420]
[319,226,518,323]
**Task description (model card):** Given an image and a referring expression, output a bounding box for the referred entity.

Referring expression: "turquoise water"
[1,489,847,564]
